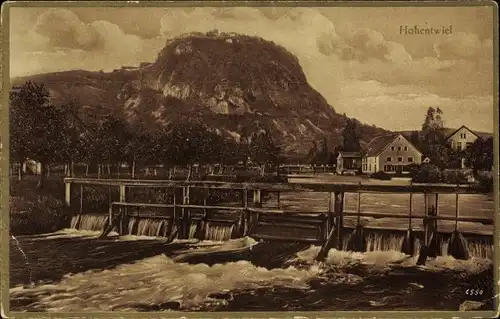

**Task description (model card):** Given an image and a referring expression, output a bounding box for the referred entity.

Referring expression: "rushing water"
[9,230,494,312]
[9,177,496,312]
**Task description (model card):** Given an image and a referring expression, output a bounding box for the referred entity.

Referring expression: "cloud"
[318,27,412,65]
[433,32,485,60]
[9,7,494,132]
[338,80,494,132]
[10,8,164,76]
[32,8,102,50]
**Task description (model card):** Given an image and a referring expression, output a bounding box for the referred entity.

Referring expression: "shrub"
[442,169,469,184]
[411,164,443,183]
[476,172,494,193]
[80,185,119,213]
[407,163,421,177]
[370,171,392,180]
[10,195,70,235]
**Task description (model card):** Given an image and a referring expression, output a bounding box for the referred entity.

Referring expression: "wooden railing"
[64,178,494,263]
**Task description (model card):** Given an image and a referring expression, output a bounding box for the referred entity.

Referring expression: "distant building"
[336,152,362,174]
[362,133,422,174]
[23,159,42,174]
[445,125,493,169]
[445,125,483,152]
[121,66,139,70]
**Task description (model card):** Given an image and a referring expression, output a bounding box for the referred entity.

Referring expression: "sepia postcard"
[0,1,499,318]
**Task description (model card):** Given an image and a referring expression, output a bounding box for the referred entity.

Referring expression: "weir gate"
[64,178,494,263]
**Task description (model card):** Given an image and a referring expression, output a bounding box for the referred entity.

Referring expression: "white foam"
[290,245,492,274]
[30,228,114,240]
[10,254,321,312]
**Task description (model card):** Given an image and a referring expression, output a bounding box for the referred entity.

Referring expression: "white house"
[446,125,483,151]
[362,133,423,174]
[445,125,490,168]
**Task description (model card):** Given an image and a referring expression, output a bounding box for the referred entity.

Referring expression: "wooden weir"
[64,178,493,265]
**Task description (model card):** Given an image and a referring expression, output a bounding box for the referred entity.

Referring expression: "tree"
[165,117,215,180]
[124,130,151,179]
[308,136,330,165]
[96,115,133,177]
[342,119,361,152]
[409,130,421,151]
[59,101,87,177]
[9,81,68,187]
[421,107,445,145]
[248,130,280,177]
[419,107,452,168]
[9,85,35,180]
[209,134,239,175]
[465,137,493,174]
[307,140,318,164]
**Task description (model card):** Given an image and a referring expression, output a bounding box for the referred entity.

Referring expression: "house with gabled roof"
[445,125,484,151]
[445,125,492,168]
[361,133,423,174]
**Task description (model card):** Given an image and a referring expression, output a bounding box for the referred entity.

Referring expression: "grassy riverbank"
[10,176,69,235]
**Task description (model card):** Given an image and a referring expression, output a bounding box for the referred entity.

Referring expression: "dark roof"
[474,131,493,140]
[338,151,361,158]
[362,133,400,157]
[444,125,487,141]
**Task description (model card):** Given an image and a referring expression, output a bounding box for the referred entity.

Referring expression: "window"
[369,164,372,171]
[457,142,462,151]
[466,142,473,148]
[398,157,403,162]
[386,156,392,162]
[404,146,408,151]
[391,146,395,151]
[408,156,413,163]
[397,146,402,151]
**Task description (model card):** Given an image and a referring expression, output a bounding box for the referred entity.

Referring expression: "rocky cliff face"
[11,31,387,156]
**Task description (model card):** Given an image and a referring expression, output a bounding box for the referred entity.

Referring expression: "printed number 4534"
[466,289,484,296]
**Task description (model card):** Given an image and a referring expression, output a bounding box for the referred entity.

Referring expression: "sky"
[8,5,496,132]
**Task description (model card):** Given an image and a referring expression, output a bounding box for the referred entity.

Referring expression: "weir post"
[119,184,127,235]
[335,191,345,250]
[240,188,249,237]
[417,191,439,265]
[79,184,84,215]
[327,192,335,242]
[179,186,190,239]
[250,189,262,235]
[173,187,182,238]
[253,189,262,208]
[65,181,72,209]
[198,186,208,241]
[73,184,84,230]
[426,192,439,257]
[316,191,344,261]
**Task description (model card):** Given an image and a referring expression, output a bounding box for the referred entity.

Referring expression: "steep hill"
[11,31,388,156]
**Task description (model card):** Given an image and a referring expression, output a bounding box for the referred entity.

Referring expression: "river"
[9,176,496,312]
